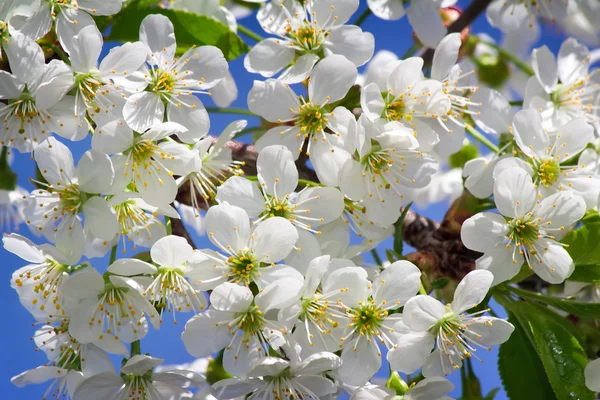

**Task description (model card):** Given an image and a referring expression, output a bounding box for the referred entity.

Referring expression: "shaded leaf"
[108,8,249,60]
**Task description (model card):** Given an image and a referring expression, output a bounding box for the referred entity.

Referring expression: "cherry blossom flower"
[182,279,303,377]
[25,137,116,261]
[187,203,300,290]
[350,377,454,400]
[246,0,373,83]
[496,109,599,208]
[177,120,247,210]
[400,270,514,377]
[217,144,345,235]
[123,14,228,138]
[461,167,586,284]
[211,347,341,399]
[525,38,600,133]
[73,354,204,400]
[0,35,86,152]
[249,55,358,186]
[64,265,159,345]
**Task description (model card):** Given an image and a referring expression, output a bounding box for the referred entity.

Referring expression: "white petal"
[216,177,265,219]
[451,270,493,313]
[407,0,446,48]
[431,33,461,81]
[533,238,574,284]
[536,191,585,231]
[247,79,299,122]
[294,186,344,226]
[388,331,435,374]
[211,70,238,108]
[339,159,367,200]
[248,357,289,377]
[493,167,537,218]
[63,25,102,73]
[243,38,295,77]
[405,377,454,400]
[34,137,76,186]
[557,38,589,86]
[466,317,514,346]
[322,267,370,309]
[33,60,75,109]
[476,246,523,286]
[167,96,210,142]
[324,26,374,67]
[108,258,157,276]
[251,217,298,263]
[2,233,45,263]
[0,70,24,99]
[72,372,122,400]
[310,137,352,187]
[422,348,459,378]
[124,92,164,132]
[308,55,358,104]
[93,120,133,154]
[255,125,305,157]
[257,145,298,197]
[387,57,424,94]
[205,203,251,254]
[77,150,114,194]
[403,295,446,332]
[62,267,105,299]
[122,354,164,375]
[82,197,118,241]
[372,260,421,307]
[140,14,176,65]
[512,109,548,159]
[554,118,594,161]
[11,366,68,388]
[4,34,45,84]
[177,45,227,89]
[584,358,600,392]
[151,235,193,268]
[255,278,303,312]
[470,88,513,135]
[361,82,386,120]
[461,212,509,253]
[339,339,381,386]
[181,310,233,357]
[278,53,320,84]
[99,41,147,79]
[367,0,405,20]
[531,45,558,93]
[210,282,253,312]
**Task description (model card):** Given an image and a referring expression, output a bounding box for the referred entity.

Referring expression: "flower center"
[385,97,412,122]
[507,214,540,246]
[227,250,261,285]
[123,374,154,400]
[261,195,294,219]
[10,88,39,134]
[74,72,104,112]
[57,183,87,214]
[149,69,177,96]
[350,301,387,335]
[130,139,160,166]
[233,305,266,338]
[295,101,329,136]
[286,22,328,53]
[535,158,560,186]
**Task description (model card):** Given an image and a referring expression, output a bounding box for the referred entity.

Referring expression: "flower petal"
[403,295,446,332]
[451,270,493,314]
[308,55,358,104]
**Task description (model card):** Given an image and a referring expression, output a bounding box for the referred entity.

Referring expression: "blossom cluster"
[1,0,600,398]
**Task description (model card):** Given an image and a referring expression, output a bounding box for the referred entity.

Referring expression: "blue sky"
[0,0,571,398]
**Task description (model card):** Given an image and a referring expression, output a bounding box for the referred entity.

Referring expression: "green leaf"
[393,202,413,256]
[507,286,600,318]
[516,303,593,400]
[562,224,600,282]
[498,310,556,400]
[108,8,249,60]
[483,388,500,400]
[431,277,449,289]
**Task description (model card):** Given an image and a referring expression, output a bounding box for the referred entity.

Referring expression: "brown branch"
[421,0,493,64]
